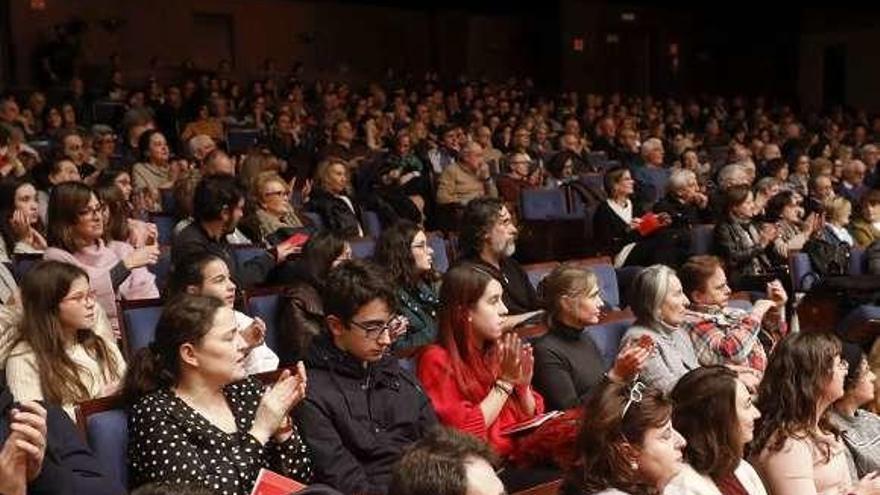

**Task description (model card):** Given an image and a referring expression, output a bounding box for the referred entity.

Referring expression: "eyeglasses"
[62,289,97,304]
[411,241,428,251]
[621,380,646,419]
[77,203,105,218]
[349,314,407,341]
[262,190,288,198]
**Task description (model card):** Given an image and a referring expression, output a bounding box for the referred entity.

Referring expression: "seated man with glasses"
[294,259,438,495]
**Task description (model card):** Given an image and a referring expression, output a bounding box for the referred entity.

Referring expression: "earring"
[630,462,639,470]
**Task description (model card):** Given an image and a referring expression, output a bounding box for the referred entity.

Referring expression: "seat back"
[523,261,560,289]
[118,299,164,359]
[579,173,604,191]
[227,128,261,154]
[362,210,383,238]
[75,396,129,489]
[585,318,635,369]
[426,232,450,273]
[11,253,43,282]
[590,263,620,309]
[244,287,285,353]
[690,224,715,256]
[350,237,376,259]
[160,188,177,214]
[850,248,866,275]
[149,213,177,246]
[231,244,267,267]
[789,252,817,292]
[521,189,566,220]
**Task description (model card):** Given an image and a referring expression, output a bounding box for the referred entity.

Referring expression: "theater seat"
[789,252,817,292]
[149,213,177,246]
[244,287,285,353]
[426,232,450,273]
[523,261,560,289]
[521,189,566,220]
[118,299,164,359]
[11,253,42,282]
[75,396,128,489]
[591,263,621,310]
[350,237,376,259]
[362,210,383,238]
[850,248,866,275]
[231,244,268,266]
[690,224,715,256]
[585,317,636,369]
[227,128,260,154]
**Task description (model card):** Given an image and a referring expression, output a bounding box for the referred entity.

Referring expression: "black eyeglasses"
[349,314,408,341]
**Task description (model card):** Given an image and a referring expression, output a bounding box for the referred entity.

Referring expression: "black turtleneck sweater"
[532,321,607,411]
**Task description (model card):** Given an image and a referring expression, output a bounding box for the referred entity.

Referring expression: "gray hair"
[754,176,781,194]
[717,163,748,189]
[667,168,696,194]
[188,134,215,160]
[641,137,663,157]
[628,264,678,328]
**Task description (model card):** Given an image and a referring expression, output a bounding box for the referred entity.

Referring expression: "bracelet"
[494,380,514,396]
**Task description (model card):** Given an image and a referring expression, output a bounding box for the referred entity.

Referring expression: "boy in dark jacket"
[294,260,437,495]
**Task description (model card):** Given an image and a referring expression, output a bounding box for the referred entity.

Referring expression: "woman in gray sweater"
[620,264,700,394]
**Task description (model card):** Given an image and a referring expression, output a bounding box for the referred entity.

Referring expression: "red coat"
[417,344,545,457]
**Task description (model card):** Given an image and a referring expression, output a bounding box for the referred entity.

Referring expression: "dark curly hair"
[374,220,438,290]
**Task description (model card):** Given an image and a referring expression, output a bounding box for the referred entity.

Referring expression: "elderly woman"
[305,159,364,238]
[240,171,305,244]
[678,256,788,389]
[850,190,880,248]
[619,264,699,394]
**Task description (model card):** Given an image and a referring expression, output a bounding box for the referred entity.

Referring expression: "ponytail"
[121,295,223,404]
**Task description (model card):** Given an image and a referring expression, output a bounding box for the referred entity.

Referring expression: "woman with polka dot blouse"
[122,294,313,494]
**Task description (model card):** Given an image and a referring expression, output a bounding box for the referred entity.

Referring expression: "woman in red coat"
[417,262,545,458]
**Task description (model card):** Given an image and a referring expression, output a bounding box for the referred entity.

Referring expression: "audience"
[667,366,767,495]
[167,252,279,374]
[418,263,544,459]
[45,182,159,333]
[5,260,125,419]
[752,332,880,495]
[305,158,364,237]
[593,166,678,268]
[124,295,313,494]
[294,260,437,494]
[533,264,648,410]
[563,379,686,495]
[678,255,787,379]
[619,264,699,393]
[373,220,441,351]
[389,426,504,495]
[829,341,880,478]
[4,49,880,495]
[277,231,350,363]
[457,197,543,326]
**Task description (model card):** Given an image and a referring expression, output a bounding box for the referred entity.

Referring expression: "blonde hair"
[314,159,349,191]
[250,171,288,203]
[825,197,852,226]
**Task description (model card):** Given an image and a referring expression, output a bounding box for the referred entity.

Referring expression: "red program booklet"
[250,468,307,495]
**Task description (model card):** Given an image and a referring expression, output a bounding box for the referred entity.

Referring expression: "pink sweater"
[45,241,159,333]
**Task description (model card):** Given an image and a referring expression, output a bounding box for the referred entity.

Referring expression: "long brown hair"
[567,380,673,495]
[671,366,742,481]
[15,260,123,405]
[752,332,842,462]
[47,181,98,252]
[96,182,131,243]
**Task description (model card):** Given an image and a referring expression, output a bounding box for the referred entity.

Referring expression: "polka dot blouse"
[128,377,313,494]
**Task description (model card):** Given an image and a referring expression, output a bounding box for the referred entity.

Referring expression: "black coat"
[0,387,125,495]
[294,335,437,495]
[592,200,642,256]
[305,188,364,238]
[172,221,275,289]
